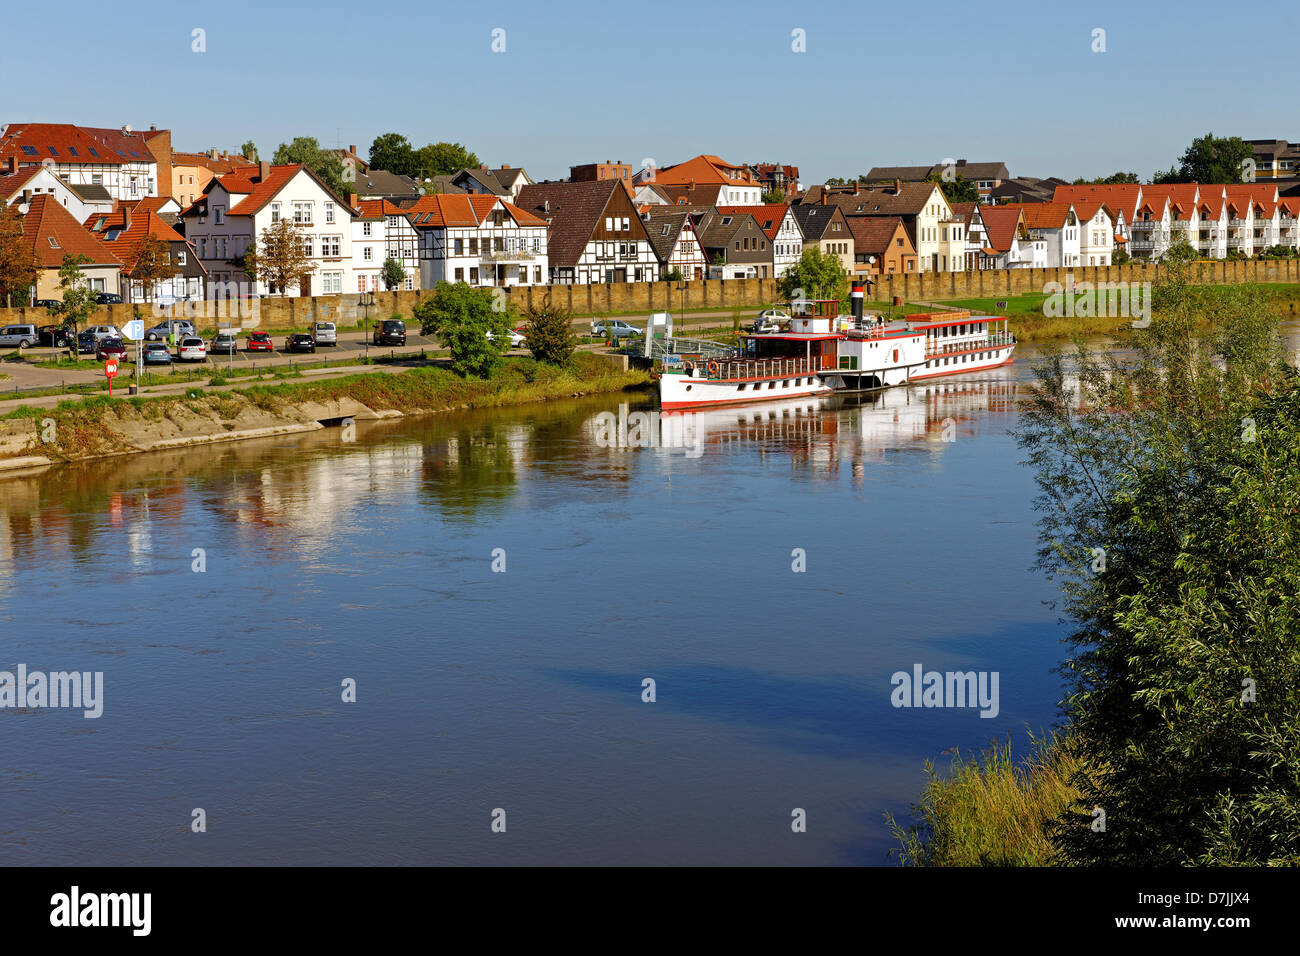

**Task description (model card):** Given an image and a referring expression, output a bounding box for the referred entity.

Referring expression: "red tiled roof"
[0,165,46,198]
[403,193,547,229]
[83,208,189,275]
[0,123,130,166]
[716,204,790,239]
[1052,184,1143,219]
[979,206,1023,253]
[655,155,758,188]
[996,202,1075,229]
[356,198,407,219]
[172,151,255,175]
[225,165,302,215]
[22,194,121,268]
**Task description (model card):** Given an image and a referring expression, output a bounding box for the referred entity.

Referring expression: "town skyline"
[2,0,1293,185]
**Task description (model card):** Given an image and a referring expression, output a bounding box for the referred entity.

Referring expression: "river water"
[0,336,1232,865]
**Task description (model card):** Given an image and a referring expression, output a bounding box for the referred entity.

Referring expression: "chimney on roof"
[150,125,157,132]
[894,179,901,193]
[208,148,218,160]
[259,160,270,181]
[347,192,357,210]
[349,145,356,155]
[3,156,15,174]
[122,203,131,232]
[501,164,510,170]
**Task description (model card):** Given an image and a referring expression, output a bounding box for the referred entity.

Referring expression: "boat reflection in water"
[590,367,1020,486]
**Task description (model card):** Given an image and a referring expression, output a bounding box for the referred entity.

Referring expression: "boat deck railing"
[925,331,1015,359]
[691,356,819,381]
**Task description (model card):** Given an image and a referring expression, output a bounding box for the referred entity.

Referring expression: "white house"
[180,162,358,297]
[407,193,549,288]
[1073,201,1116,267]
[718,204,803,276]
[1000,202,1082,267]
[353,199,420,292]
[0,162,110,221]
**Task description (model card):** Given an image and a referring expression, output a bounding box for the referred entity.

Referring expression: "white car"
[486,328,526,347]
[0,324,39,349]
[310,322,337,346]
[177,336,208,362]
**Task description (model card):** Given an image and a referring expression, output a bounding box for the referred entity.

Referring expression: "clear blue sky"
[3,0,1292,184]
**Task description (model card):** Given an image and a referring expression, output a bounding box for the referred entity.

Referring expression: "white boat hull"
[659,371,834,410]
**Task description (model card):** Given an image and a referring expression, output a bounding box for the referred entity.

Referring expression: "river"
[2,333,1269,866]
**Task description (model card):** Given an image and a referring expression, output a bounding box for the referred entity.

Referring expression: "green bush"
[523,300,579,366]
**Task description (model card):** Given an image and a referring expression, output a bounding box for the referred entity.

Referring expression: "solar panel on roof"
[68,147,79,157]
[88,147,99,157]
[21,146,37,155]
[49,147,58,156]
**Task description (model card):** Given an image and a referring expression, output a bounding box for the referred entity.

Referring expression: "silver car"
[592,319,642,341]
[310,322,337,345]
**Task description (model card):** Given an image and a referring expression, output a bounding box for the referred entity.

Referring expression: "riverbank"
[0,352,651,472]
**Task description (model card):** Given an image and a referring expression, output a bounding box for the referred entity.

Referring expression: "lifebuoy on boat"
[707,361,720,376]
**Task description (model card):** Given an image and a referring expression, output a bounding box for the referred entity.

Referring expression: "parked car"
[210,332,239,354]
[247,331,274,352]
[592,319,642,342]
[310,321,337,346]
[94,292,123,305]
[373,319,406,346]
[84,325,123,342]
[486,328,526,348]
[37,325,74,347]
[177,336,208,362]
[32,299,62,310]
[74,331,98,354]
[141,342,173,365]
[0,324,39,349]
[284,333,316,354]
[95,337,128,362]
[144,320,195,341]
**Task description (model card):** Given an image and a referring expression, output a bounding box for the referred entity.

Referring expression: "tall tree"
[926,171,979,204]
[1162,134,1254,184]
[271,137,347,195]
[381,257,405,291]
[130,236,182,303]
[368,133,416,176]
[51,254,99,346]
[778,247,848,304]
[413,281,513,377]
[245,220,317,296]
[412,142,482,179]
[0,203,37,307]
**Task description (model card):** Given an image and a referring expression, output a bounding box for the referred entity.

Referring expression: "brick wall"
[3,260,1297,328]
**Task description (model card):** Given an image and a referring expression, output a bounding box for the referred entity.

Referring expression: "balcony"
[481,249,537,262]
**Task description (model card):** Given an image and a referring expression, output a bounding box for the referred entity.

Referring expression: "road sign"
[122,319,145,340]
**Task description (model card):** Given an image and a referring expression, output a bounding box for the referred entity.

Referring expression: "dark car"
[95,337,128,362]
[95,292,124,305]
[74,331,98,355]
[373,319,406,346]
[32,299,62,310]
[37,325,74,347]
[284,333,316,354]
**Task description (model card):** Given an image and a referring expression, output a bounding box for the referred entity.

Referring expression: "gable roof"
[654,155,758,188]
[639,208,698,261]
[978,206,1023,253]
[847,216,910,255]
[403,193,547,229]
[0,165,46,200]
[21,193,121,268]
[995,202,1076,230]
[804,181,943,218]
[353,169,420,199]
[716,204,794,240]
[83,207,195,275]
[0,123,158,168]
[515,180,634,267]
[1052,184,1143,220]
[790,203,847,240]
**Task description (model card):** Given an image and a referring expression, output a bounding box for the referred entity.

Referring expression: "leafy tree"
[246,219,317,296]
[129,236,181,303]
[1151,165,1180,184]
[413,142,481,179]
[1175,133,1254,184]
[778,246,848,304]
[1073,172,1140,185]
[240,141,258,161]
[368,133,416,176]
[381,257,405,291]
[926,171,979,204]
[1160,237,1198,263]
[51,254,99,346]
[1112,247,1132,265]
[1016,259,1299,865]
[522,299,578,365]
[761,189,786,204]
[412,281,513,377]
[663,266,684,283]
[271,137,347,195]
[0,202,37,307]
